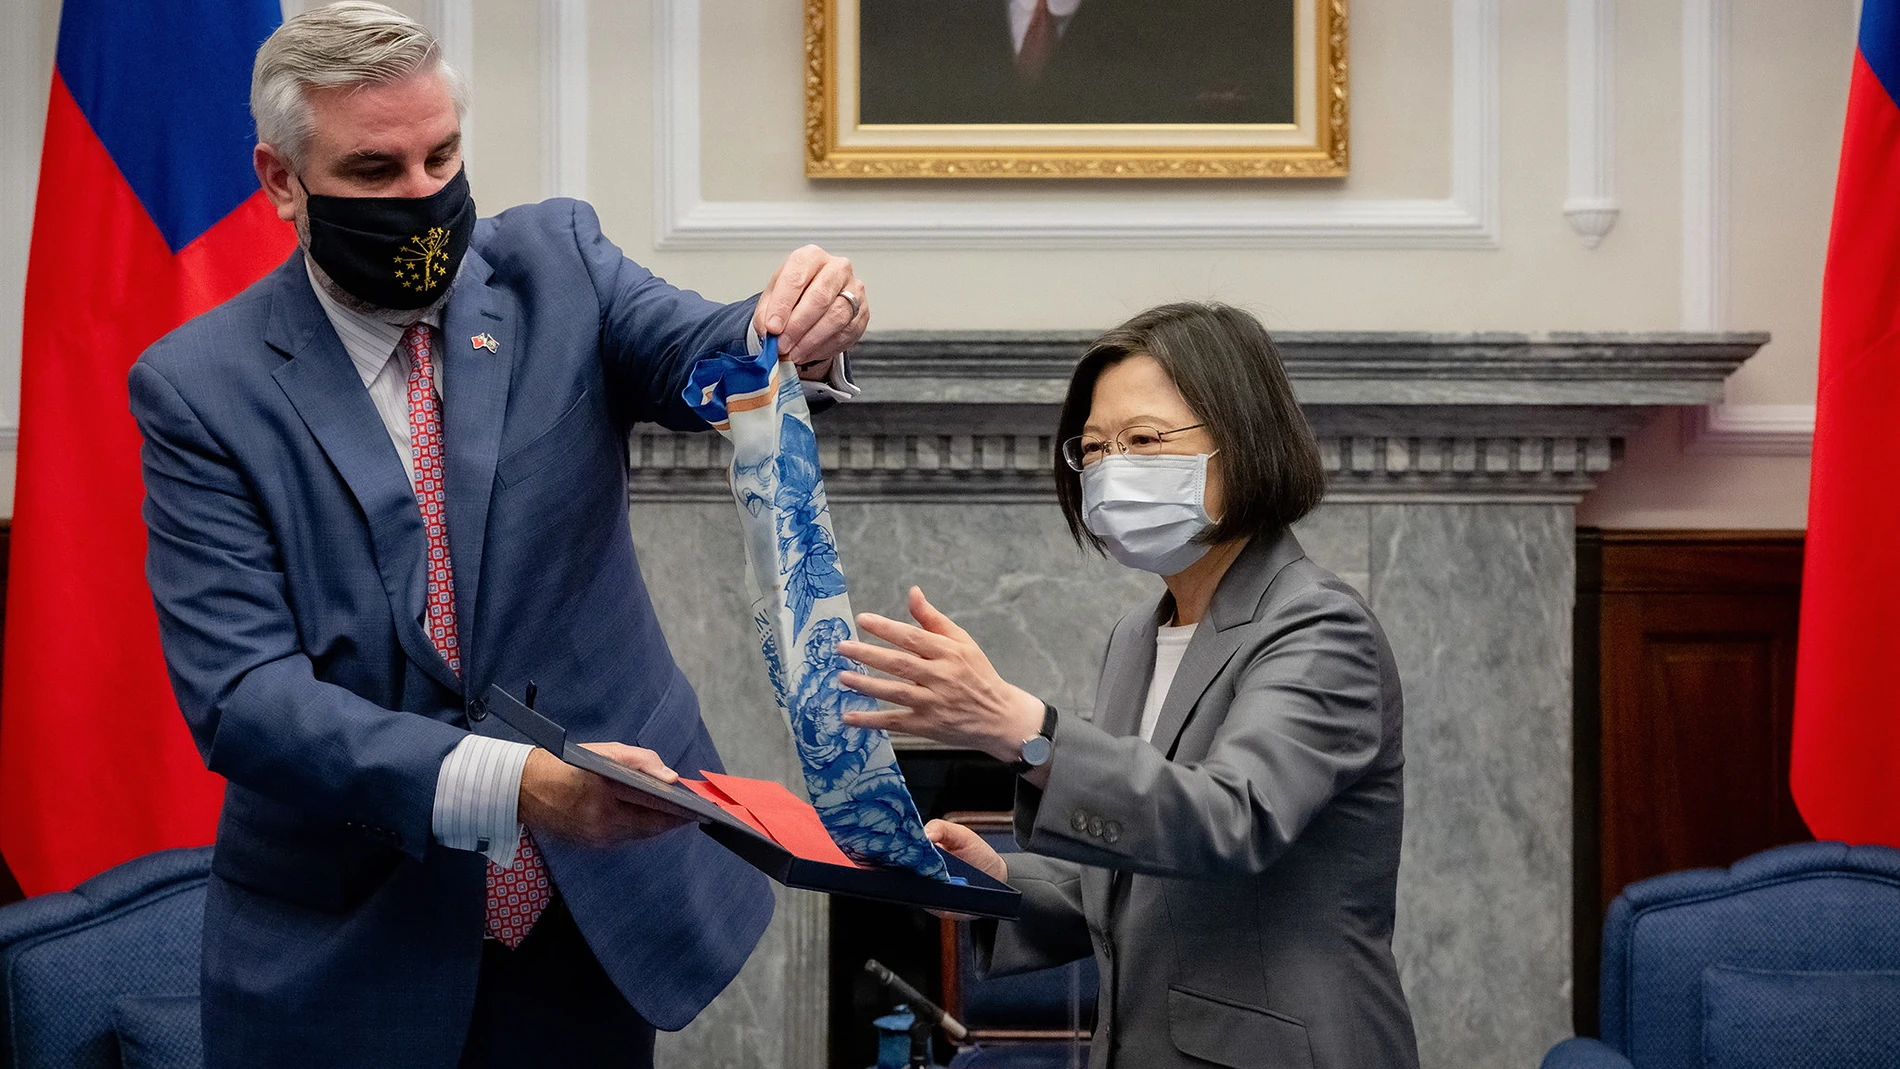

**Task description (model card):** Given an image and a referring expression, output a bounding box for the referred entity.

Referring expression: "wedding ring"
[838,287,861,317]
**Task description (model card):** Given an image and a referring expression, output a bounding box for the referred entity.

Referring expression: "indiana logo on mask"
[301,167,476,310]
[394,226,455,294]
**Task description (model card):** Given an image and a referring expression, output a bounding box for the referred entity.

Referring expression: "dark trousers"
[458,895,656,1068]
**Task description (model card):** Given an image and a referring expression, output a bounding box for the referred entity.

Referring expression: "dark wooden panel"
[1575,530,1807,1036]
[1598,595,1805,909]
[1596,530,1804,594]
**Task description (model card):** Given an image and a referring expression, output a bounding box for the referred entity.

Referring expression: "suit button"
[1103,821,1122,844]
[1070,810,1089,833]
[1087,816,1104,838]
[468,697,488,722]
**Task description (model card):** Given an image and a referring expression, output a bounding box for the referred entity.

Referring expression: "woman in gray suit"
[839,303,1419,1069]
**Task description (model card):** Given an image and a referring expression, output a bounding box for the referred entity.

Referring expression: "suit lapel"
[1148,530,1310,759]
[1092,605,1161,738]
[437,250,515,664]
[267,258,463,695]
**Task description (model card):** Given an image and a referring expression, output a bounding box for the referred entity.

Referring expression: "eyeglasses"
[1060,423,1207,471]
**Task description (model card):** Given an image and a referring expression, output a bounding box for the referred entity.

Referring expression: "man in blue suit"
[127,4,868,1066]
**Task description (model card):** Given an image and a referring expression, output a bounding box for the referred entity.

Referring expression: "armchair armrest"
[1540,1037,1634,1069]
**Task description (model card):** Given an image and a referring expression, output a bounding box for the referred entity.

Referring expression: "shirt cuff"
[431,735,535,867]
[751,326,861,404]
[802,349,860,403]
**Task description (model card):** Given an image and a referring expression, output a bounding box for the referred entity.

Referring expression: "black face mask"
[301,168,476,310]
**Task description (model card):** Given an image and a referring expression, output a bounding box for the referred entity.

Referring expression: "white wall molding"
[540,0,588,201]
[1677,0,1792,455]
[1565,0,1618,246]
[1680,403,1814,456]
[423,0,477,167]
[652,0,1501,250]
[279,0,305,18]
[1680,0,1728,330]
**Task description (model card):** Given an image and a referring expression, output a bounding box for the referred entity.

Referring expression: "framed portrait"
[804,0,1348,178]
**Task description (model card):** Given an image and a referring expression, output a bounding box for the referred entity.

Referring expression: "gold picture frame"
[805,0,1348,179]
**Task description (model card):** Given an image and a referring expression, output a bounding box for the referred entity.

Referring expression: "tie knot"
[401,322,434,372]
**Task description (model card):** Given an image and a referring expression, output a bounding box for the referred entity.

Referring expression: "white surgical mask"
[1081,452,1218,576]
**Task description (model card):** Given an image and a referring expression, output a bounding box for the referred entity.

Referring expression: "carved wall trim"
[540,0,588,201]
[1679,402,1814,456]
[1565,0,1619,246]
[629,330,1762,505]
[629,430,1623,504]
[1680,0,1729,331]
[422,0,477,166]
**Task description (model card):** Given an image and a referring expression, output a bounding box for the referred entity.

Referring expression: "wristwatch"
[1011,703,1059,775]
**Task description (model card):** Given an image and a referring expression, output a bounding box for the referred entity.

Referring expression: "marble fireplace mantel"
[636,331,1768,1069]
[630,331,1767,505]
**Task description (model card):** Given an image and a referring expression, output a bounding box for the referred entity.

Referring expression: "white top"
[1138,622,1198,744]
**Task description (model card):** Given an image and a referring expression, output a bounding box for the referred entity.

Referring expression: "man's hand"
[517,744,694,848]
[753,244,868,378]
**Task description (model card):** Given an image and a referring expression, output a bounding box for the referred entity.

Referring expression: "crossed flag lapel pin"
[470,331,499,353]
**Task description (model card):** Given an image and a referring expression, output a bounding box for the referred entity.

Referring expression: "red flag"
[1791,0,1900,847]
[0,1,294,894]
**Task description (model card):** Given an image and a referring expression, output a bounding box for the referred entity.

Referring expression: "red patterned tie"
[400,324,551,949]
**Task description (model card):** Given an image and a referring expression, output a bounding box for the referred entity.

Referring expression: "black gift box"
[481,685,1022,920]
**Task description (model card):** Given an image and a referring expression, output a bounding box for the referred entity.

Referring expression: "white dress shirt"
[306,259,856,867]
[1137,621,1198,744]
[1008,0,1083,53]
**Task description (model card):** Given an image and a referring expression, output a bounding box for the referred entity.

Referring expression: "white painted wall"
[0,0,1850,527]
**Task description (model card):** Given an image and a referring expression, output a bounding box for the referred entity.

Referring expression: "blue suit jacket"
[129,199,774,1068]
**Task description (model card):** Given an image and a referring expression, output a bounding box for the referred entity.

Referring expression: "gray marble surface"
[1370,504,1576,1069]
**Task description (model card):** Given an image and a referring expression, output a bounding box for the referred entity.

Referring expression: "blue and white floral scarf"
[684,337,948,880]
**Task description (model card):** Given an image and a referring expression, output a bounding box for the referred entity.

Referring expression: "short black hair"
[1054,302,1325,552]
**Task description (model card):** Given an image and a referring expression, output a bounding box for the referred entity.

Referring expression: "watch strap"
[1011,703,1059,774]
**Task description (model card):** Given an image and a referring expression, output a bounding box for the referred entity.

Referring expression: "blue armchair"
[0,847,209,1069]
[1543,841,1900,1069]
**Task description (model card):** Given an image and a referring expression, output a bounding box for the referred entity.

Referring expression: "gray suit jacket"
[977,529,1419,1069]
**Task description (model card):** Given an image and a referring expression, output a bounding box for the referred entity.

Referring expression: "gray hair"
[251,1,469,169]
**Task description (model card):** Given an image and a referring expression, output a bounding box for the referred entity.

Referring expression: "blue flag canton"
[56,0,281,253]
[1864,0,1900,108]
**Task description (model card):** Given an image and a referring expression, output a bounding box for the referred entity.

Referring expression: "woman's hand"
[838,587,1045,764]
[926,819,1008,883]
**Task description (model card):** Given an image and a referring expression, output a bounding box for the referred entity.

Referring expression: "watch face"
[1021,735,1053,767]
